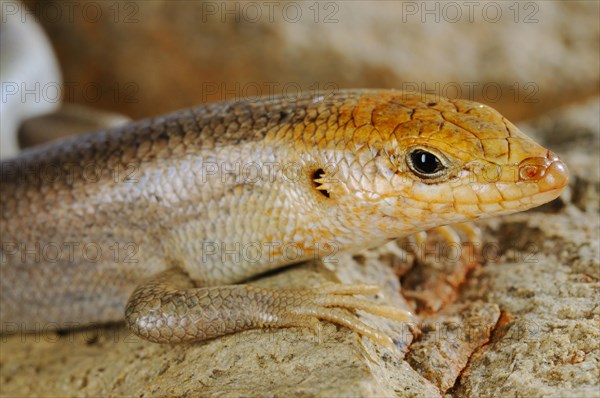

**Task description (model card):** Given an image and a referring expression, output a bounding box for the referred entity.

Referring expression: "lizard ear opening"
[311,168,331,198]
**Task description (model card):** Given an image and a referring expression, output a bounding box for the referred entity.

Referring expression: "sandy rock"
[407,301,501,393]
[20,1,600,121]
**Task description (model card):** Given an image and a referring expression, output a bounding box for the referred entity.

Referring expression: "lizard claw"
[400,222,483,313]
[273,284,413,347]
[404,222,482,264]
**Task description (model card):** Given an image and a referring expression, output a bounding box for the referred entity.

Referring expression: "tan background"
[22,0,599,122]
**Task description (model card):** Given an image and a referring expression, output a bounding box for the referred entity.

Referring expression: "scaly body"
[0,90,568,345]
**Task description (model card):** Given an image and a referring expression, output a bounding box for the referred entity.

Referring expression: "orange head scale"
[301,90,569,238]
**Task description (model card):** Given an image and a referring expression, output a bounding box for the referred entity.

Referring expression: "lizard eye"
[407,149,446,178]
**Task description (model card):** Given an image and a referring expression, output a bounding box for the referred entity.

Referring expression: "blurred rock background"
[13,0,600,127]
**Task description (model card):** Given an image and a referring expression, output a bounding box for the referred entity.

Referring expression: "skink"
[0,90,569,346]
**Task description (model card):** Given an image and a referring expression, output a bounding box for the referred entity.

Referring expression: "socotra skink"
[0,89,569,346]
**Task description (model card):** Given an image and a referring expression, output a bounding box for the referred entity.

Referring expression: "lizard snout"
[518,151,569,192]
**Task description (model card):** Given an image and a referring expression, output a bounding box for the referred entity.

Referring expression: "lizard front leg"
[125,268,412,346]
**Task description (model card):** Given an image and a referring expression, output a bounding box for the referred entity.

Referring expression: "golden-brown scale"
[0,90,568,346]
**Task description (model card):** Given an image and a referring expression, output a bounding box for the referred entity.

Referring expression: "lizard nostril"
[518,157,550,181]
[518,155,569,192]
[519,164,546,180]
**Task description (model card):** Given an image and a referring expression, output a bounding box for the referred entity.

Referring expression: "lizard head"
[307,90,569,236]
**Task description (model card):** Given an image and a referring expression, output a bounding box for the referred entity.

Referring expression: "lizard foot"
[400,222,483,313]
[126,268,412,347]
[405,222,482,265]
[273,283,413,347]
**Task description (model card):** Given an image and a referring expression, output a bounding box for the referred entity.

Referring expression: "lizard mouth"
[449,152,569,218]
